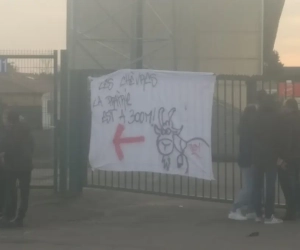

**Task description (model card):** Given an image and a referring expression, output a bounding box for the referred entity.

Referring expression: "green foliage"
[264,50,284,76]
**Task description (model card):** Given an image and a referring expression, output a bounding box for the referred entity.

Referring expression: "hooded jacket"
[276,111,300,163]
[0,121,34,171]
[252,98,279,167]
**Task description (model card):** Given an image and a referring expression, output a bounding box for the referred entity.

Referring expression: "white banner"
[89,70,215,180]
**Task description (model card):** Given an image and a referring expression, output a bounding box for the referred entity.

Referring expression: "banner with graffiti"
[89,70,215,180]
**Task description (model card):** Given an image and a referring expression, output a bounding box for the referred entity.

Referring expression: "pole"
[136,0,144,69]
[172,0,178,71]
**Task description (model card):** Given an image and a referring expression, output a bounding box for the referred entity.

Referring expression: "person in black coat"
[277,98,300,220]
[0,109,34,228]
[0,110,17,220]
[252,94,282,224]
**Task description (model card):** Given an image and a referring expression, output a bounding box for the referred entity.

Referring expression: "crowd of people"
[0,109,34,228]
[229,91,300,224]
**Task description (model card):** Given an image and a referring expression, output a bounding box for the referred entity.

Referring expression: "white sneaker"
[246,213,256,220]
[264,215,283,225]
[255,217,263,223]
[228,209,247,221]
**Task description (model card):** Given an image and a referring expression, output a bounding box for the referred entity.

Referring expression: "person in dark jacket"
[277,98,300,220]
[0,156,17,220]
[0,109,34,228]
[228,105,257,221]
[252,94,283,224]
[0,110,17,220]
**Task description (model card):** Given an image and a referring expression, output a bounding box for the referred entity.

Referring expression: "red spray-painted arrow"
[113,124,145,161]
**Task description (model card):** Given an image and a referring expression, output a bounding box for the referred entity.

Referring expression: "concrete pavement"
[0,188,298,250]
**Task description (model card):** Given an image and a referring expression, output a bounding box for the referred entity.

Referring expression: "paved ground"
[0,188,298,250]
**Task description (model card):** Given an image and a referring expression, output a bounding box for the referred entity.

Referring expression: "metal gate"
[65,68,300,205]
[81,73,248,202]
[0,50,59,190]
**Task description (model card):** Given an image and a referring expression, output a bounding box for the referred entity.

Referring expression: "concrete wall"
[67,0,264,75]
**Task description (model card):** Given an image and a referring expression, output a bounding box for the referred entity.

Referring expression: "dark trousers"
[0,170,17,219]
[253,166,277,219]
[3,171,31,221]
[278,160,300,216]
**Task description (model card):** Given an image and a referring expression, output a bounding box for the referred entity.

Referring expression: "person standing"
[0,109,34,228]
[277,98,300,220]
[0,151,6,217]
[252,94,282,224]
[228,105,257,221]
[0,110,17,220]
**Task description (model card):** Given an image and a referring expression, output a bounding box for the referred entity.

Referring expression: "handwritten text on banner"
[89,70,215,180]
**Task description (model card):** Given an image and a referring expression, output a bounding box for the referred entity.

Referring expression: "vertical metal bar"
[261,0,265,75]
[232,80,235,200]
[152,172,154,192]
[209,180,212,199]
[53,50,58,193]
[59,50,68,193]
[239,80,243,189]
[194,178,198,198]
[285,80,287,99]
[172,0,178,71]
[196,177,198,197]
[98,170,100,186]
[202,179,205,198]
[292,80,295,98]
[104,171,107,186]
[173,175,175,194]
[117,172,120,188]
[216,79,220,199]
[138,172,141,190]
[277,173,281,205]
[92,170,94,186]
[180,176,182,195]
[224,80,228,201]
[187,177,190,196]
[166,174,169,194]
[131,171,134,189]
[136,0,144,69]
[159,173,161,193]
[276,81,280,205]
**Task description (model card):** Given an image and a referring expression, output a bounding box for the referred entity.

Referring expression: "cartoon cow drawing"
[154,107,209,174]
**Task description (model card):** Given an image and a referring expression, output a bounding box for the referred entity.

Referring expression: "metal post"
[172,0,178,71]
[53,50,58,193]
[59,50,68,193]
[261,0,265,75]
[136,0,144,69]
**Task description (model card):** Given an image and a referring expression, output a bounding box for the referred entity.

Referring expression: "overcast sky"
[0,0,298,66]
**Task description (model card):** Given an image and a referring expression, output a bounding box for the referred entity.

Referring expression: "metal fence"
[0,50,58,189]
[69,71,299,205]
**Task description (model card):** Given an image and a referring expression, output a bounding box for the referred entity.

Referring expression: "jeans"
[253,166,277,219]
[3,171,31,221]
[278,160,300,216]
[0,170,17,219]
[232,167,254,213]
